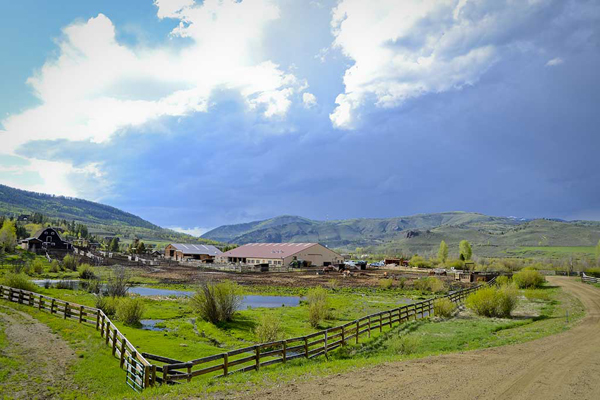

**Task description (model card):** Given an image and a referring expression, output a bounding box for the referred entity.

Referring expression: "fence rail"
[0,285,153,389]
[0,278,494,391]
[582,273,599,284]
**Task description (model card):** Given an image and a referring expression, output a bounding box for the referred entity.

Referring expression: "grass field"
[505,246,596,258]
[0,279,584,399]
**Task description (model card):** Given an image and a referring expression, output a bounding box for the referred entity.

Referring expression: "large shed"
[20,227,71,251]
[165,243,222,262]
[216,243,343,267]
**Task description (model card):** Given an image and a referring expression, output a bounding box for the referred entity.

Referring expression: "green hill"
[202,212,600,258]
[0,184,217,245]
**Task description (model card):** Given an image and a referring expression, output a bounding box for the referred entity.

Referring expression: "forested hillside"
[0,184,217,245]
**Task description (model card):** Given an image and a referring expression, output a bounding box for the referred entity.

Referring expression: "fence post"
[39,295,43,310]
[9,287,13,303]
[304,337,309,358]
[341,326,345,346]
[368,316,371,338]
[255,346,260,371]
[120,339,126,368]
[64,302,69,319]
[163,365,169,385]
[379,314,383,333]
[224,353,229,376]
[50,299,55,314]
[356,320,360,344]
[79,305,84,323]
[145,365,151,388]
[187,364,191,382]
[96,310,100,330]
[112,328,118,355]
[151,365,157,386]
[282,342,287,363]
[18,289,23,304]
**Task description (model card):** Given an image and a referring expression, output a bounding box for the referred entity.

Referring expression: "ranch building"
[20,227,71,251]
[216,243,343,267]
[165,243,222,262]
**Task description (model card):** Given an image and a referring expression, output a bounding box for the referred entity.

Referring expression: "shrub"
[78,264,96,280]
[397,277,407,289]
[106,266,131,297]
[446,259,465,270]
[433,297,456,318]
[495,286,518,318]
[1,273,37,292]
[85,278,102,294]
[387,335,420,355]
[95,295,117,317]
[307,286,329,328]
[31,258,45,275]
[513,269,545,289]
[379,278,393,290]
[255,313,283,343]
[117,298,145,327]
[413,277,445,293]
[495,275,510,286]
[466,286,518,318]
[56,280,76,290]
[62,254,78,271]
[585,268,600,278]
[191,281,243,324]
[409,255,432,268]
[49,260,60,273]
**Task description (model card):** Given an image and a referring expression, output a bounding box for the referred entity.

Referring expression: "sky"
[1,0,599,236]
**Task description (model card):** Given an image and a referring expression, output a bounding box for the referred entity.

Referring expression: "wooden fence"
[146,281,491,385]
[0,279,493,391]
[0,285,152,392]
[582,273,599,284]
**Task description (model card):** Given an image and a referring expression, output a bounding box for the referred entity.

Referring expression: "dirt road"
[237,277,600,400]
[0,305,76,399]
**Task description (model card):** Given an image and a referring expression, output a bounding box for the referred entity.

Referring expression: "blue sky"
[1,0,599,235]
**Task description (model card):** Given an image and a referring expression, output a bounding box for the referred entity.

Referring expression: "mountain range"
[202,213,600,258]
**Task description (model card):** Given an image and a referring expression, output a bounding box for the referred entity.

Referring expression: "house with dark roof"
[20,227,71,251]
[165,243,222,263]
[216,243,343,267]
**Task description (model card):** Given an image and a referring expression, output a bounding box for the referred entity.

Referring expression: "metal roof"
[219,243,320,259]
[170,243,222,256]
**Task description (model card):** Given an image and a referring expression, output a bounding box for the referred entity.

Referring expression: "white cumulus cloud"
[546,57,564,67]
[0,0,306,196]
[302,92,317,108]
[329,0,569,129]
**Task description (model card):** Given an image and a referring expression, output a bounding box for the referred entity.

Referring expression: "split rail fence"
[144,280,494,385]
[0,285,152,392]
[0,278,494,392]
[582,273,600,284]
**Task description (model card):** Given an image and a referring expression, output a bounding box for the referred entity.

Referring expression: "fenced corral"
[0,285,153,391]
[0,278,493,392]
[582,273,599,284]
[147,282,488,385]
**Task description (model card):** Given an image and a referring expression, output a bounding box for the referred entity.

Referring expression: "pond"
[31,280,302,309]
[128,287,302,308]
[140,319,166,331]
